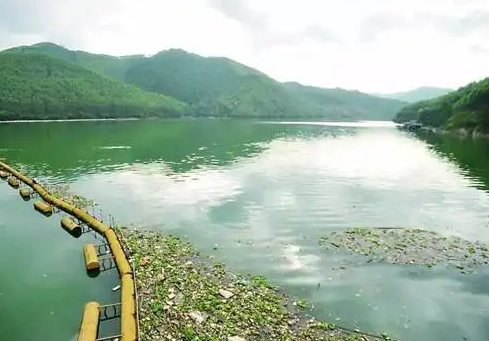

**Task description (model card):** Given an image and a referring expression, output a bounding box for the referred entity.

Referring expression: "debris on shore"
[120,227,380,341]
[319,227,489,274]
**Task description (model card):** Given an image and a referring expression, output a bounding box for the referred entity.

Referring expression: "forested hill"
[4,42,143,81]
[0,52,190,120]
[1,42,407,120]
[393,77,489,133]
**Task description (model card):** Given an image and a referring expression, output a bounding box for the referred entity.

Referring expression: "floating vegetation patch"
[319,227,489,274]
[121,228,383,341]
[46,184,96,210]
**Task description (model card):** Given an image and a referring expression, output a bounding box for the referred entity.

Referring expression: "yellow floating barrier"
[83,244,100,271]
[77,301,100,341]
[0,160,138,340]
[34,201,53,216]
[0,170,8,180]
[121,274,137,341]
[105,229,132,276]
[19,188,31,199]
[61,217,82,237]
[8,177,20,188]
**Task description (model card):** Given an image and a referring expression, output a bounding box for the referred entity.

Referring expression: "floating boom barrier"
[0,160,138,341]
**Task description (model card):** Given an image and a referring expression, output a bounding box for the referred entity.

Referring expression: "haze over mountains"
[373,87,454,103]
[0,42,408,121]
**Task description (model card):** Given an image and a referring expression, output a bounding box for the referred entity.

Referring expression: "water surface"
[1,119,489,341]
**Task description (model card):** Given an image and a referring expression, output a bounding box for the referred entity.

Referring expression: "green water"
[1,119,489,341]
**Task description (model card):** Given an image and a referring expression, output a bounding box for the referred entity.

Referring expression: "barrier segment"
[77,302,101,341]
[83,244,100,271]
[0,161,138,341]
[8,177,20,188]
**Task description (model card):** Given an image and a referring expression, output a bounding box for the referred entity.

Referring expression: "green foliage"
[393,77,489,132]
[0,52,190,120]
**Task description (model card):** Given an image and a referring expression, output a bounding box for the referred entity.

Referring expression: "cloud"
[358,8,489,43]
[0,0,121,47]
[425,10,489,37]
[0,0,488,93]
[469,45,489,55]
[207,0,268,32]
[206,0,336,49]
[358,12,411,42]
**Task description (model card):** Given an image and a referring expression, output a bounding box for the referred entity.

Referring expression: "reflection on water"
[1,119,489,341]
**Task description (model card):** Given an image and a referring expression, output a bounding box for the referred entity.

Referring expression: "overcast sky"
[1,0,488,93]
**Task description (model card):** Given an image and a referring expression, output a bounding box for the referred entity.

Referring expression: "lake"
[1,119,489,341]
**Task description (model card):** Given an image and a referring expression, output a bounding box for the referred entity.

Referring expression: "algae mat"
[319,227,489,274]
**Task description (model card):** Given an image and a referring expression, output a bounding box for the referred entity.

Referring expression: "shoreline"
[0,117,141,124]
[399,123,489,140]
[0,117,396,125]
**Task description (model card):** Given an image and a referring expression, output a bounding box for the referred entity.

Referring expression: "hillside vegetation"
[1,42,407,120]
[393,78,489,133]
[0,52,189,120]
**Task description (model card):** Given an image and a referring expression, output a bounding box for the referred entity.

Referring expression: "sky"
[0,0,489,93]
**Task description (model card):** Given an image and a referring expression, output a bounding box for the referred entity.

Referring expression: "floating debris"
[47,184,96,210]
[120,228,371,341]
[319,227,489,273]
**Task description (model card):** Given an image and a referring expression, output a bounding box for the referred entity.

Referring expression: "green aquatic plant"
[47,184,96,209]
[319,227,489,274]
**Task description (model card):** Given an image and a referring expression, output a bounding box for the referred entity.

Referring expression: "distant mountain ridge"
[373,87,453,103]
[0,42,407,121]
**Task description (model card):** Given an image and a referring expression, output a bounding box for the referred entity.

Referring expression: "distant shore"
[0,116,398,126]
[0,117,141,124]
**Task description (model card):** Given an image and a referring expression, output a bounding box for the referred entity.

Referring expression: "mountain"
[0,52,190,120]
[1,42,408,120]
[374,87,453,103]
[285,82,406,121]
[393,78,489,133]
[4,42,143,80]
[122,49,406,119]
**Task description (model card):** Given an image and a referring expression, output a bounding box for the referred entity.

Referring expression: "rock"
[219,289,235,299]
[168,293,176,300]
[189,311,205,324]
[228,337,246,341]
[174,292,184,305]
